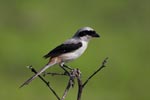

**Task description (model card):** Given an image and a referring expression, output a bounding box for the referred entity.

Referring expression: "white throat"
[80,35,92,42]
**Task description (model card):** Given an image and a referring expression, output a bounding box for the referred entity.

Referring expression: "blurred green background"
[0,0,150,100]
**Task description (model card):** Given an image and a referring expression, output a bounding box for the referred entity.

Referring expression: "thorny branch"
[25,58,108,100]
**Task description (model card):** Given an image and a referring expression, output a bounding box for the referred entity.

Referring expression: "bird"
[20,27,100,88]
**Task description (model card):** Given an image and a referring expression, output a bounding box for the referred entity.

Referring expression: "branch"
[61,70,75,100]
[82,57,108,87]
[23,57,108,100]
[28,65,60,100]
[76,57,108,100]
[76,69,82,100]
[43,72,67,77]
[61,80,71,100]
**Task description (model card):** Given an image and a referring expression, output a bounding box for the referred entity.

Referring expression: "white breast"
[74,41,88,57]
[60,41,88,62]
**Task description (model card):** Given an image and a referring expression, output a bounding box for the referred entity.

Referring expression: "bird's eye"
[78,30,96,37]
[78,31,87,37]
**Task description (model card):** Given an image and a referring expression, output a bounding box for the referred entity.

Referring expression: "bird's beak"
[92,33,100,38]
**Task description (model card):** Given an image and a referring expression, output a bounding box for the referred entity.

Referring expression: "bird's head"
[73,27,100,41]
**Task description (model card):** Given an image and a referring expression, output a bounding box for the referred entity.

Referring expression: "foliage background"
[0,0,150,100]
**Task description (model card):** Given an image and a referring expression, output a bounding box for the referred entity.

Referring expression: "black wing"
[43,42,82,59]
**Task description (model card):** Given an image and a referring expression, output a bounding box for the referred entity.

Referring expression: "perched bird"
[20,27,100,88]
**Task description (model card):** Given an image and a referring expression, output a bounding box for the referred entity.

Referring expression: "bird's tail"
[20,61,56,88]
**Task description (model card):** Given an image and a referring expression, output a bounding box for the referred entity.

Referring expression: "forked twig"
[83,57,108,87]
[61,69,76,100]
[76,57,108,100]
[24,58,108,100]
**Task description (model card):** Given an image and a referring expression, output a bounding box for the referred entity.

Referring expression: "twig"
[76,69,82,100]
[61,80,71,100]
[28,65,60,100]
[76,57,108,100]
[61,73,74,100]
[82,57,108,88]
[43,72,67,77]
[61,68,76,100]
[24,57,108,100]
